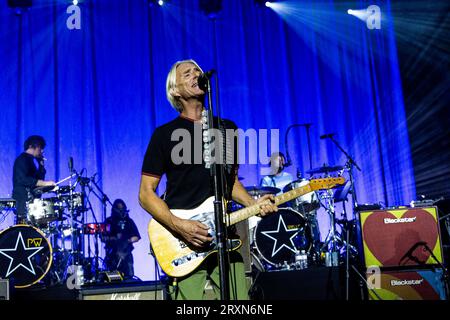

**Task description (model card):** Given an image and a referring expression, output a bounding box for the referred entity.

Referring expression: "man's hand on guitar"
[256,194,278,217]
[174,218,213,248]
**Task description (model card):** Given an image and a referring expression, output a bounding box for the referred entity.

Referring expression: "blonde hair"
[166,59,204,113]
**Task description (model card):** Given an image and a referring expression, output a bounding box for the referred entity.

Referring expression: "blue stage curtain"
[0,0,415,280]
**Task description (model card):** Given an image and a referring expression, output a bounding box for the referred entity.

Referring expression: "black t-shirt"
[12,152,46,218]
[142,115,238,210]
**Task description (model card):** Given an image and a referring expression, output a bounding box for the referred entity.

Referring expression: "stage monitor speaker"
[249,267,361,300]
[79,281,166,300]
[0,279,10,300]
[367,268,447,300]
[359,207,443,268]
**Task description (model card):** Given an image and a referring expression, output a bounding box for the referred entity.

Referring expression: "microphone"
[68,157,74,173]
[320,133,336,140]
[198,69,216,90]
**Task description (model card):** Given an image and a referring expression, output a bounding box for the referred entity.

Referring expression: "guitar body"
[148,196,242,278]
[148,177,345,278]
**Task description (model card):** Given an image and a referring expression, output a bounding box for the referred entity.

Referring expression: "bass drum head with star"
[0,224,53,288]
[254,208,312,266]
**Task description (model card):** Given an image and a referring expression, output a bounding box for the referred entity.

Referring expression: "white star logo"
[261,214,299,258]
[0,231,44,277]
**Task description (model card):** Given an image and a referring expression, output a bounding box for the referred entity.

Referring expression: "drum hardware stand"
[319,188,342,265]
[80,174,110,283]
[321,135,362,300]
[58,170,84,285]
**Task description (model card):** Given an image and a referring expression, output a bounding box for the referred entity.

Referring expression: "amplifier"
[367,268,447,300]
[0,279,9,300]
[359,207,443,267]
[79,281,166,300]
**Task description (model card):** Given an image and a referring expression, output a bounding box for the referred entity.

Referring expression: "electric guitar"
[148,177,345,277]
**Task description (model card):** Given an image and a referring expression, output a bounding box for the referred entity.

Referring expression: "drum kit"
[0,175,111,289]
[238,163,357,273]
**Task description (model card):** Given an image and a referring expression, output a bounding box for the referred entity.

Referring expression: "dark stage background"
[1,0,445,281]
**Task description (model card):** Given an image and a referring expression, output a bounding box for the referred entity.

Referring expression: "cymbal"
[245,186,280,197]
[32,185,56,196]
[306,165,344,175]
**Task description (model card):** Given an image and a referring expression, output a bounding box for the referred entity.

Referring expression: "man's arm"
[139,175,213,248]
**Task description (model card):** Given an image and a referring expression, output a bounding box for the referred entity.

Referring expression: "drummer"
[260,152,293,193]
[12,135,56,224]
[246,152,294,244]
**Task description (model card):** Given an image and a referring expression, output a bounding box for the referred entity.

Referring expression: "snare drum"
[27,198,60,226]
[254,207,312,267]
[0,225,53,288]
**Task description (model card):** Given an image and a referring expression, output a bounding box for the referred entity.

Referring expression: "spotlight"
[148,0,165,7]
[254,0,276,7]
[73,0,78,5]
[347,9,353,15]
[199,0,223,19]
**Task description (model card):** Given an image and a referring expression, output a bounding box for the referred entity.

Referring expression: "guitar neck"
[227,184,313,226]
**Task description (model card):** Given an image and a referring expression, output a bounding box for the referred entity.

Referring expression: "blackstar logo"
[384,217,416,224]
[390,279,424,287]
[110,293,141,300]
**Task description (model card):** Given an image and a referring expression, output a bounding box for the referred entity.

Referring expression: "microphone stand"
[326,135,361,209]
[202,72,230,300]
[78,174,101,282]
[421,243,450,299]
[324,135,362,300]
[87,176,112,280]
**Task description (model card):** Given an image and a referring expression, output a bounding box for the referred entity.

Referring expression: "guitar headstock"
[309,177,346,191]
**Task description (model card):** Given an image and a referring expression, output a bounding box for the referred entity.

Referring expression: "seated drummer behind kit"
[246,152,294,234]
[12,135,56,224]
[260,152,293,192]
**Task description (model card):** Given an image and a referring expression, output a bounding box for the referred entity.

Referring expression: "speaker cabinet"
[79,281,166,300]
[367,268,447,300]
[359,207,443,267]
[249,267,361,300]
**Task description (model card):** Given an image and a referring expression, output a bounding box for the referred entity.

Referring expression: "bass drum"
[254,208,312,267]
[0,225,53,288]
